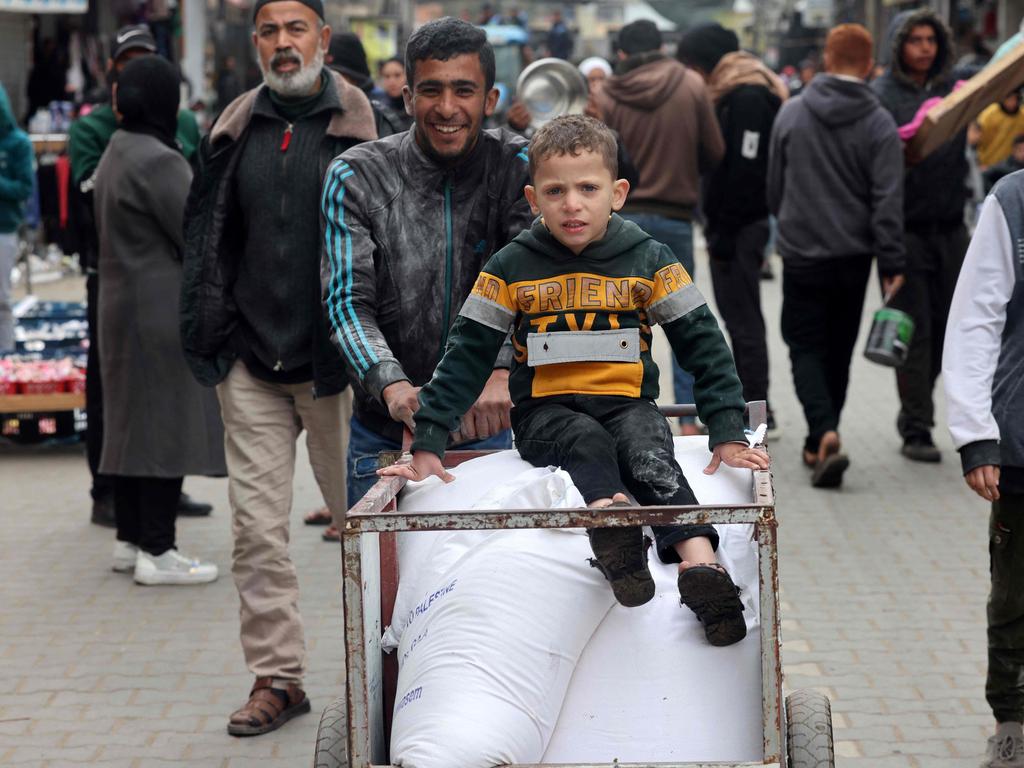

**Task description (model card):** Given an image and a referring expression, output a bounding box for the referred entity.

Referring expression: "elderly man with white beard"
[180,0,377,737]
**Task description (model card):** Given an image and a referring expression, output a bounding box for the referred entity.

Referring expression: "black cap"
[252,0,325,22]
[618,20,662,55]
[327,32,371,87]
[111,24,157,61]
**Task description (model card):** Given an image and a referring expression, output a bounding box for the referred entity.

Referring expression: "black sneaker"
[587,523,655,608]
[901,435,941,463]
[177,492,213,517]
[677,565,747,646]
[90,496,116,528]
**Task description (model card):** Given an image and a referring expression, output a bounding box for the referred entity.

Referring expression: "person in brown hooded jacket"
[592,19,724,429]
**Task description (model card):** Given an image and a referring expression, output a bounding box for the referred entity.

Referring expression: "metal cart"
[314,401,835,768]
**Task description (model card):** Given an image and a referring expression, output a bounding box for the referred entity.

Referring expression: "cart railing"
[339,401,781,768]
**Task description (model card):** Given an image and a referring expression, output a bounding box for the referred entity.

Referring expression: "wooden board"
[0,392,86,414]
[907,41,1024,162]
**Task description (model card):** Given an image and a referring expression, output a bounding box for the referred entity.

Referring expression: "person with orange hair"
[767,23,905,488]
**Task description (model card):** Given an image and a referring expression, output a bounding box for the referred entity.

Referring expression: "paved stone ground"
[0,236,991,767]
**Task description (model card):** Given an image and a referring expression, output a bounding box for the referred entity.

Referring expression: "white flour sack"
[388,465,616,768]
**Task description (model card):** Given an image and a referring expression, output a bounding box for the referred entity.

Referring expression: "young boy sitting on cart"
[380,115,770,647]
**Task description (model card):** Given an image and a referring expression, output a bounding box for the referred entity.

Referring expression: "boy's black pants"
[988,490,1024,724]
[780,256,871,455]
[512,395,719,563]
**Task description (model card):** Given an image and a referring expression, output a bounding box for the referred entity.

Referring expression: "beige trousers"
[217,361,351,684]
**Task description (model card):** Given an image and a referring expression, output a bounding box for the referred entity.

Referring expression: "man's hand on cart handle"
[965,464,1001,502]
[382,381,421,432]
[451,369,512,443]
[378,451,455,484]
[704,442,771,475]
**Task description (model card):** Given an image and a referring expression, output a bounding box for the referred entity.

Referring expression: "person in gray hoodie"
[767,23,905,488]
[872,7,968,463]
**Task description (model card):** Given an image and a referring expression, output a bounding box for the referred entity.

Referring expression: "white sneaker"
[133,549,218,586]
[983,723,1024,768]
[112,541,139,573]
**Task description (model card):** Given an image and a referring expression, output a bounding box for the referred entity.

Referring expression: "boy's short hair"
[529,115,618,180]
[1013,134,1024,147]
[405,17,496,90]
[825,23,873,72]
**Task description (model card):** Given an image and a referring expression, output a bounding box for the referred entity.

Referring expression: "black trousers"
[988,491,1024,723]
[114,475,183,556]
[512,395,719,564]
[781,256,872,455]
[887,224,969,440]
[708,219,771,404]
[86,273,113,502]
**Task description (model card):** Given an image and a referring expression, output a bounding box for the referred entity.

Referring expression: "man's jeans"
[347,416,512,508]
[620,213,695,409]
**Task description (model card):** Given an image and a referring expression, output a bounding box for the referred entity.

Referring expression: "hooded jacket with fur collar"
[181,69,377,396]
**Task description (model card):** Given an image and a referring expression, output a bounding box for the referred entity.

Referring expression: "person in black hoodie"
[677,23,787,432]
[767,23,905,488]
[871,7,969,463]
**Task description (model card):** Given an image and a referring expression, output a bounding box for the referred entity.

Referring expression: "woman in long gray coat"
[95,55,225,586]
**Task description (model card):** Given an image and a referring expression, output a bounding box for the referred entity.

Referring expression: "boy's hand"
[453,369,512,442]
[704,442,771,475]
[377,451,454,484]
[382,381,421,431]
[965,464,1000,502]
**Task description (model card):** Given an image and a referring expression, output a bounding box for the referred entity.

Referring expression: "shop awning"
[0,0,87,13]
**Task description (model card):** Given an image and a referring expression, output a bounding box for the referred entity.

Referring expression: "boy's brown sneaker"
[587,522,656,608]
[678,564,747,646]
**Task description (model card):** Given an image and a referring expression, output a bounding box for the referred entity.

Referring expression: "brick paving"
[0,237,991,766]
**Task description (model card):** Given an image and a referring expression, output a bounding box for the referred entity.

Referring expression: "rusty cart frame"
[316,401,835,768]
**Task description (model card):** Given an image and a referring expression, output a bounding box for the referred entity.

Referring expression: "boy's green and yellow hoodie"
[412,214,747,457]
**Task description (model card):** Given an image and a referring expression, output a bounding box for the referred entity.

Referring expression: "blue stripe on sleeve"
[322,163,380,373]
[322,165,373,373]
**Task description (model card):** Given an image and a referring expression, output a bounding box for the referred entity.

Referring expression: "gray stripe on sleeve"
[459,293,516,332]
[646,283,707,325]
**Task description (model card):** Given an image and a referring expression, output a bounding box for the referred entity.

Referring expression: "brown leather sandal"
[303,506,332,526]
[227,677,311,737]
[322,524,341,542]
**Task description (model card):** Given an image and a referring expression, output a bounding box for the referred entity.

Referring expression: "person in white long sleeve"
[943,172,1024,768]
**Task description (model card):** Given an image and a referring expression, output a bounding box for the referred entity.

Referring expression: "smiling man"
[320,16,533,509]
[180,0,377,737]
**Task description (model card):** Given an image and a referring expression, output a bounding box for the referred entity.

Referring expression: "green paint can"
[864,307,915,367]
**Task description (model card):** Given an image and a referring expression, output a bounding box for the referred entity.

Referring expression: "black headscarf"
[114,55,180,152]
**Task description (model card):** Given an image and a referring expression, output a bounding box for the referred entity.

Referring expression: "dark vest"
[990,173,1024,469]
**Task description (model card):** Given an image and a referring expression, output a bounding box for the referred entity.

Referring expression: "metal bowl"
[515,57,589,129]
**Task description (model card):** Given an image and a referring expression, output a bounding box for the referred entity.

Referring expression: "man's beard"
[260,45,324,97]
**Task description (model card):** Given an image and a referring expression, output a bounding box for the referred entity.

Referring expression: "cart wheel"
[785,689,835,768]
[313,696,348,768]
